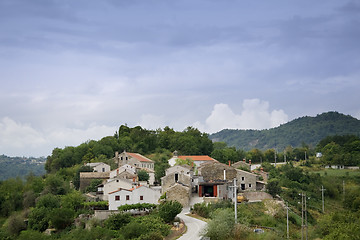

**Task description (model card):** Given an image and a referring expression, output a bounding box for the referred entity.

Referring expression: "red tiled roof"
[178,155,216,161]
[108,185,143,194]
[127,152,154,162]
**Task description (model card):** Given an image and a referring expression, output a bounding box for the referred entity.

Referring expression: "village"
[79,150,273,219]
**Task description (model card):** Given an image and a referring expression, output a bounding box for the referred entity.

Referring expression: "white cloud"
[0,117,117,157]
[194,99,288,133]
[137,114,166,130]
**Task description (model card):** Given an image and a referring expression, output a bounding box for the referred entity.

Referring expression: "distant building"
[85,162,111,173]
[168,151,218,167]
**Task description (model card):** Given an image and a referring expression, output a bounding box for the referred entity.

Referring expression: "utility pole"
[301,193,304,240]
[286,202,289,239]
[284,150,286,163]
[234,178,237,224]
[229,178,238,224]
[300,192,308,240]
[320,185,326,213]
[274,149,277,167]
[343,180,345,201]
[305,194,308,240]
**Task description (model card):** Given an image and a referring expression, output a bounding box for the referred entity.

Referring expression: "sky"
[1,0,360,157]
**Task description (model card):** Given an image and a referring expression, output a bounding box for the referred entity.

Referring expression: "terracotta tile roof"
[108,185,143,194]
[178,155,216,161]
[127,152,154,162]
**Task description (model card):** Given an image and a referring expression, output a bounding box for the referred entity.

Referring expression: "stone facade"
[198,162,237,182]
[115,151,154,170]
[166,183,191,207]
[236,169,258,191]
[79,172,109,191]
[161,171,191,194]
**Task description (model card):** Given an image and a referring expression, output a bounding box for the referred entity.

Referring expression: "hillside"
[210,111,360,150]
[0,155,46,180]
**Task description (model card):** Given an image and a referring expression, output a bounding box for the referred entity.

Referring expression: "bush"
[17,230,50,240]
[28,207,49,232]
[49,208,75,230]
[158,200,182,223]
[191,202,211,218]
[204,208,235,240]
[104,213,131,230]
[7,213,27,235]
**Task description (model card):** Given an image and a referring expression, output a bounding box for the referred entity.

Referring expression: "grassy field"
[312,168,360,177]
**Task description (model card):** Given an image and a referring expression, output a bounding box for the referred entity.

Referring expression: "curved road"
[177,208,207,240]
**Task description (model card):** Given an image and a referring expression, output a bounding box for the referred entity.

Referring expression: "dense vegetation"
[210,111,360,151]
[0,155,46,180]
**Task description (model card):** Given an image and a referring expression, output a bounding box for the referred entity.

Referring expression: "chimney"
[223,169,226,180]
[228,160,231,166]
[115,151,119,159]
[243,158,246,162]
[249,160,252,165]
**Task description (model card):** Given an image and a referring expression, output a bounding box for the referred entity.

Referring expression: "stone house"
[79,172,109,191]
[108,185,161,210]
[85,162,111,173]
[232,160,251,171]
[165,183,191,207]
[168,151,218,167]
[113,151,155,185]
[236,169,258,191]
[115,151,155,170]
[161,166,192,194]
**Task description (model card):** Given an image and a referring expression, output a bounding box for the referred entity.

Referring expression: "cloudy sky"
[1,0,360,157]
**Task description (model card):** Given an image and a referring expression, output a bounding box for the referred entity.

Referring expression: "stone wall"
[166,184,190,207]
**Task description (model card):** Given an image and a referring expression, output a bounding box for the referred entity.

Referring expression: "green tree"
[158,200,182,223]
[266,178,282,197]
[61,190,85,211]
[49,208,75,230]
[35,194,60,209]
[28,207,49,232]
[137,170,150,182]
[204,208,235,240]
[6,213,27,236]
[104,212,131,230]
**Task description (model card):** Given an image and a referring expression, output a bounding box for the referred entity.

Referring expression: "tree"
[137,170,150,182]
[104,213,131,230]
[266,178,282,197]
[204,208,235,240]
[49,208,75,230]
[28,207,49,232]
[158,200,182,223]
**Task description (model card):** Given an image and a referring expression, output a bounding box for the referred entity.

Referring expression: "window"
[249,184,252,188]
[115,196,120,201]
[175,173,179,182]
[241,177,245,181]
[126,195,130,200]
[140,196,144,200]
[121,157,123,160]
[102,168,105,172]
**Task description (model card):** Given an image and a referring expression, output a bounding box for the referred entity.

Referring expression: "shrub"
[7,213,26,235]
[204,208,235,240]
[28,207,49,232]
[158,200,182,223]
[104,213,131,230]
[49,208,75,230]
[191,202,211,218]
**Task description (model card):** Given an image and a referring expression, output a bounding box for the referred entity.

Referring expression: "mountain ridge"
[209,111,360,150]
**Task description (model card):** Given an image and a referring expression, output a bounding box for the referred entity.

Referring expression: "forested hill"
[0,155,46,180]
[210,111,360,150]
